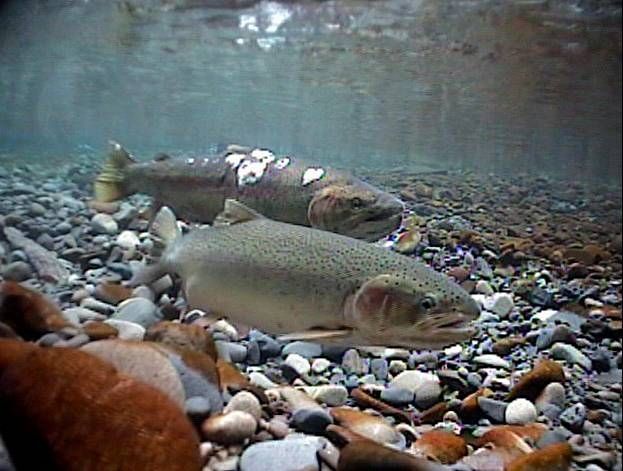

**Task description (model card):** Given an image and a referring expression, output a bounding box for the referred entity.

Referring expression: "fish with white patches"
[130,200,480,349]
[94,142,404,241]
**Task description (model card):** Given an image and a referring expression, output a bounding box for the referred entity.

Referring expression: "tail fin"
[94,141,135,202]
[128,206,181,287]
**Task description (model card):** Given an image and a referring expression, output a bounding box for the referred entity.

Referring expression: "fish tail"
[93,141,135,202]
[128,206,181,287]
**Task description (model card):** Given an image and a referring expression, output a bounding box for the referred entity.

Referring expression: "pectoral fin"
[277,328,352,342]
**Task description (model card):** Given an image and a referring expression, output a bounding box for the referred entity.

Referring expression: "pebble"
[535,382,566,411]
[202,411,257,445]
[224,391,262,421]
[1,261,32,281]
[282,341,322,359]
[505,398,538,425]
[103,319,145,340]
[370,358,389,380]
[475,280,495,295]
[91,213,118,235]
[216,341,247,363]
[281,387,333,434]
[388,359,407,375]
[116,230,141,250]
[390,370,441,408]
[311,358,331,374]
[485,293,515,318]
[112,297,162,329]
[304,385,348,406]
[551,342,593,370]
[185,396,212,423]
[239,436,327,471]
[248,372,278,390]
[342,348,368,375]
[473,354,511,369]
[284,353,311,376]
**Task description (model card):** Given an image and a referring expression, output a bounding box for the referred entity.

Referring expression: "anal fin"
[277,328,352,342]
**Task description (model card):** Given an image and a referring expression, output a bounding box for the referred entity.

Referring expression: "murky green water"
[0,0,621,183]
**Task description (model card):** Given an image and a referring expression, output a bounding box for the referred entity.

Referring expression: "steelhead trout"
[131,200,480,349]
[95,142,403,241]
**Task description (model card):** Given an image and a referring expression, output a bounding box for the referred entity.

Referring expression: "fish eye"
[351,197,363,209]
[420,295,437,310]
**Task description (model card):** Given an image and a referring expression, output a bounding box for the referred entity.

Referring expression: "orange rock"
[506,442,572,471]
[419,402,449,425]
[508,360,565,401]
[337,436,445,471]
[477,424,548,459]
[351,388,412,425]
[492,336,526,356]
[82,321,118,340]
[460,388,493,422]
[216,358,268,403]
[0,281,72,340]
[0,321,19,339]
[0,339,201,471]
[94,282,133,305]
[145,321,217,360]
[156,344,220,389]
[412,430,468,464]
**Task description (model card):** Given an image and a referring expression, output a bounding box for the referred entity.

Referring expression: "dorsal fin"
[214,199,264,227]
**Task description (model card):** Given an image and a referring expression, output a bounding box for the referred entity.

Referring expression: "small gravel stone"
[248,372,278,389]
[342,349,368,375]
[475,280,495,295]
[311,358,331,374]
[185,396,212,423]
[224,391,262,421]
[388,360,407,375]
[485,293,514,318]
[216,341,247,363]
[91,213,118,235]
[116,230,140,250]
[103,319,145,340]
[505,398,538,425]
[370,358,389,380]
[561,403,587,433]
[239,436,327,471]
[473,354,511,369]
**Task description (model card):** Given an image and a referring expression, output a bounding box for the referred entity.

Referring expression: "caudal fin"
[94,141,135,202]
[128,206,180,287]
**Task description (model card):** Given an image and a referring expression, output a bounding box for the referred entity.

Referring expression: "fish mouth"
[353,209,403,241]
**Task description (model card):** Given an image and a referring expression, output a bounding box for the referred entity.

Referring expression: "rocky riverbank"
[0,159,621,470]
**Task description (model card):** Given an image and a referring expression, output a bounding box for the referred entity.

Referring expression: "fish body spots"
[302,167,325,186]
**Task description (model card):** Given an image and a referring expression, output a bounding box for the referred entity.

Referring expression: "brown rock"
[477,424,548,450]
[145,321,217,360]
[337,436,447,471]
[94,282,133,305]
[506,442,572,471]
[412,430,468,464]
[351,388,412,424]
[0,339,201,471]
[563,245,610,265]
[0,321,19,339]
[447,266,470,283]
[82,321,118,340]
[330,407,403,448]
[0,281,72,340]
[419,402,449,425]
[508,360,565,401]
[492,336,526,356]
[87,199,120,214]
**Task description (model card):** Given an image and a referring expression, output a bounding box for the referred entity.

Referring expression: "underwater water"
[0,0,621,182]
[0,1,622,471]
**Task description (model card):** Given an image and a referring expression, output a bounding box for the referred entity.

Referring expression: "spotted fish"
[130,200,480,349]
[94,142,403,241]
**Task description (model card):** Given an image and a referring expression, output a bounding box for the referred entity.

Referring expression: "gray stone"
[1,261,32,281]
[380,387,414,406]
[478,397,508,423]
[185,396,212,423]
[285,353,311,376]
[290,408,333,435]
[282,341,322,359]
[535,382,566,411]
[390,370,441,408]
[536,428,572,448]
[551,342,592,370]
[240,436,327,471]
[166,352,224,413]
[473,354,511,369]
[304,385,348,406]
[224,391,262,421]
[485,293,514,318]
[29,202,46,216]
[249,372,278,389]
[311,358,331,374]
[216,341,247,363]
[103,319,145,340]
[65,307,106,322]
[112,297,162,328]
